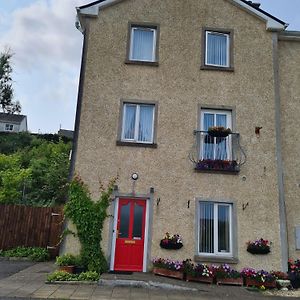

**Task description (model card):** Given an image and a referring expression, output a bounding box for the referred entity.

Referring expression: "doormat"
[109,271,133,275]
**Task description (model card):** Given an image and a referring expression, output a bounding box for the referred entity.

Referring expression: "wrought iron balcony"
[189,130,246,173]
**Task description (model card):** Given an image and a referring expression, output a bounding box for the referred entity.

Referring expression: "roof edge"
[279,30,300,42]
[76,0,288,32]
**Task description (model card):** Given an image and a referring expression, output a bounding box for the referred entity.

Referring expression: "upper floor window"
[200,109,232,161]
[201,28,233,71]
[5,124,14,131]
[126,23,159,66]
[117,100,158,147]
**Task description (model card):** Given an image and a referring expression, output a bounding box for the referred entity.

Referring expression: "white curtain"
[138,105,154,142]
[132,28,154,61]
[218,205,230,253]
[215,114,227,160]
[123,105,136,140]
[203,113,214,159]
[207,32,228,66]
[199,202,214,253]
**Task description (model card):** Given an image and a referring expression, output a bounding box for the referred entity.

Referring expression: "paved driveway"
[0,260,35,280]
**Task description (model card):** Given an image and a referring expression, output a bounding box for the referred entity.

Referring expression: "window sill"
[194,255,238,264]
[125,60,159,67]
[200,65,234,72]
[116,140,157,148]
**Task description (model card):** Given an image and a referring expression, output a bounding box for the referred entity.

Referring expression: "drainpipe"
[272,32,288,272]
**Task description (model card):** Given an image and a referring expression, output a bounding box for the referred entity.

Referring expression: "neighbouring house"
[58,129,74,140]
[0,113,27,133]
[64,0,300,273]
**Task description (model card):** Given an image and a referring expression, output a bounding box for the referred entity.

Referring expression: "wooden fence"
[0,205,64,258]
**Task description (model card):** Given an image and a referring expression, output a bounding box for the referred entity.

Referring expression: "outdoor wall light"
[131,173,139,181]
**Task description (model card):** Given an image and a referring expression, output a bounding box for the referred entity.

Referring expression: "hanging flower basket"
[160,233,183,250]
[247,238,271,254]
[208,126,231,137]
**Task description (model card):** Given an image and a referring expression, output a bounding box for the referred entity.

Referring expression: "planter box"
[153,268,184,280]
[186,275,213,284]
[216,277,243,286]
[245,278,276,288]
[58,266,75,273]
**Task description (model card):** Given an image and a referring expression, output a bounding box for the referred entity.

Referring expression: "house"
[64,0,300,273]
[58,129,74,140]
[0,113,27,133]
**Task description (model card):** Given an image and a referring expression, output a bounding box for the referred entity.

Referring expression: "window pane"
[123,105,136,140]
[199,202,214,253]
[218,205,230,253]
[138,105,154,142]
[203,113,214,159]
[119,203,130,238]
[132,203,144,239]
[131,28,155,61]
[207,32,228,66]
[215,114,228,160]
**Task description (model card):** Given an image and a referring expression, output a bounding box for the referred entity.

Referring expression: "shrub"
[1,247,49,261]
[55,254,78,266]
[46,271,99,282]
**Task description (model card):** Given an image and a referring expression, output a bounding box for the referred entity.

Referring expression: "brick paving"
[0,261,293,299]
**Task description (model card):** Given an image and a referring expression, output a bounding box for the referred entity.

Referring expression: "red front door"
[114,198,146,272]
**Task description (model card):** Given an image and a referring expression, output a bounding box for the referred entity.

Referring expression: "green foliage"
[46,271,99,282]
[64,176,117,274]
[0,135,71,206]
[1,247,50,261]
[55,254,79,266]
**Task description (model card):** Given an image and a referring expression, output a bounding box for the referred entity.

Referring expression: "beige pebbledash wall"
[65,0,285,271]
[279,38,300,261]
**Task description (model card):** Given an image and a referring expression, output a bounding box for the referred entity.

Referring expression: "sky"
[0,0,299,133]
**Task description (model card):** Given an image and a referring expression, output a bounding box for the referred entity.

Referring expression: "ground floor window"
[198,201,233,256]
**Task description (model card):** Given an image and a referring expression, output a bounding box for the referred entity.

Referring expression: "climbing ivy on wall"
[64,175,117,273]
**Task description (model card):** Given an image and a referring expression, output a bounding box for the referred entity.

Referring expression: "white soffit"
[77,0,286,31]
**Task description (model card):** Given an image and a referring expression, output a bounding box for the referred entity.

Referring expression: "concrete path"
[0,260,35,280]
[0,261,293,299]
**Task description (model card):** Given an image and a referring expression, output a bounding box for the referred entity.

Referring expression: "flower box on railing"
[195,159,239,173]
[153,267,184,280]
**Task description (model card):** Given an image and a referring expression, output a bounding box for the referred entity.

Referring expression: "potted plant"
[242,268,276,288]
[55,254,78,273]
[184,260,214,284]
[208,126,231,137]
[272,271,290,290]
[195,159,238,172]
[288,259,300,289]
[160,233,183,250]
[214,264,243,286]
[152,258,184,280]
[247,238,271,254]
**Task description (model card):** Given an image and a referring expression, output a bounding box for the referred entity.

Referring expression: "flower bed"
[152,258,183,279]
[242,268,276,288]
[214,264,243,286]
[184,260,214,284]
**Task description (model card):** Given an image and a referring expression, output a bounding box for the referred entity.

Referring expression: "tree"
[0,51,21,114]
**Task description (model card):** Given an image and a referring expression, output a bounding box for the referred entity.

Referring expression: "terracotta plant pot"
[216,277,243,286]
[59,265,75,273]
[186,275,213,284]
[245,278,276,288]
[153,267,184,280]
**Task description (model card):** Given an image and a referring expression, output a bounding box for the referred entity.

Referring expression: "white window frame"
[198,201,233,257]
[205,31,230,68]
[129,27,157,62]
[200,109,232,160]
[121,103,155,144]
[5,123,14,131]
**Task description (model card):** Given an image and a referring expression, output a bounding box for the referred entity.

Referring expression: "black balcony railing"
[189,130,246,173]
